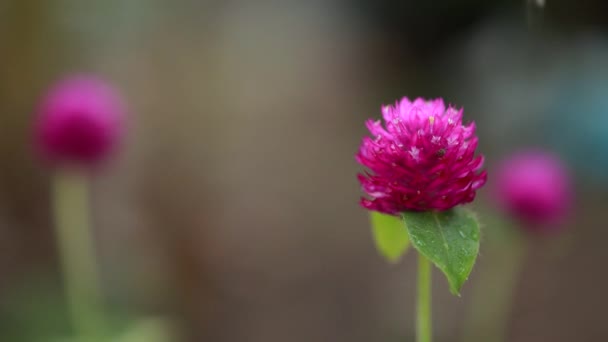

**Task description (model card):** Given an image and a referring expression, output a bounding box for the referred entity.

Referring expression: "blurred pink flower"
[356,97,487,214]
[494,150,572,229]
[34,75,126,167]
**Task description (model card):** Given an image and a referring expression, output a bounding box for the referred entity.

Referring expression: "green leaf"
[402,208,480,295]
[370,212,410,263]
[117,318,174,342]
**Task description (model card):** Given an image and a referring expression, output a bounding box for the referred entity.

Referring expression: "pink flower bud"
[356,97,487,214]
[494,150,572,230]
[34,75,126,167]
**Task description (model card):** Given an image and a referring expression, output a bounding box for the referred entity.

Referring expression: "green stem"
[461,229,527,342]
[417,253,432,342]
[53,169,104,339]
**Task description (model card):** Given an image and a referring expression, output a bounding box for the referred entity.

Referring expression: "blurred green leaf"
[0,276,71,342]
[370,212,410,263]
[116,318,174,342]
[402,208,480,295]
[0,273,136,342]
[50,317,173,342]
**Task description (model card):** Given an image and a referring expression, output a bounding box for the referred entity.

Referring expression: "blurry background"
[1,0,608,341]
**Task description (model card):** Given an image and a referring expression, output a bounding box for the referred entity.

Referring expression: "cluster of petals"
[34,75,125,167]
[494,150,571,229]
[357,97,487,215]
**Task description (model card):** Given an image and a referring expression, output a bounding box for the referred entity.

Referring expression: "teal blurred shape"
[546,68,608,186]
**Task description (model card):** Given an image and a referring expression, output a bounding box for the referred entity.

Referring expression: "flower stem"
[462,229,527,342]
[417,253,432,342]
[53,169,104,339]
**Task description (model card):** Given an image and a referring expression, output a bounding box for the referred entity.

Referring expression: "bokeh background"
[1,0,608,341]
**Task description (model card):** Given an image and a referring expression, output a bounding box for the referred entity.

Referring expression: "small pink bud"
[34,75,126,167]
[494,150,572,231]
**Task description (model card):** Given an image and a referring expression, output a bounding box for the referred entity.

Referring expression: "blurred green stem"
[53,169,104,339]
[462,229,527,342]
[417,253,432,342]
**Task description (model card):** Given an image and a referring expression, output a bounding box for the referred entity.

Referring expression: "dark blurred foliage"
[354,0,513,56]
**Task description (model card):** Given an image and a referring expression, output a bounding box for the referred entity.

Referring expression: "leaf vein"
[433,212,451,266]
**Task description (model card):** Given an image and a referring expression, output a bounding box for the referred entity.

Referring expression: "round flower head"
[34,75,125,167]
[494,150,572,229]
[356,97,487,215]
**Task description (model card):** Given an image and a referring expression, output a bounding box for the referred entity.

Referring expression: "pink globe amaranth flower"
[494,150,572,230]
[34,75,126,167]
[356,97,487,215]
